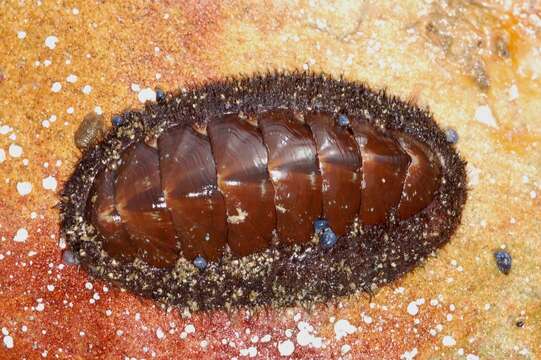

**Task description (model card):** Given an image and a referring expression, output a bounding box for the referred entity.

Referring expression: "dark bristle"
[60,71,467,312]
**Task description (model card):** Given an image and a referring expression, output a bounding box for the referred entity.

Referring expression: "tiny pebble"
[337,114,350,126]
[112,116,123,126]
[445,128,459,144]
[155,88,166,103]
[62,250,80,265]
[320,228,337,249]
[494,250,512,274]
[313,218,329,234]
[193,256,207,270]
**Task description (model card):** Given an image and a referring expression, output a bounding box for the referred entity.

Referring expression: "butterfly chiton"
[61,72,467,311]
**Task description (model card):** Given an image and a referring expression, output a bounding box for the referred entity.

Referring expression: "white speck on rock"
[156,327,165,340]
[341,344,351,354]
[17,182,32,196]
[297,331,312,346]
[295,321,323,348]
[82,85,92,95]
[66,74,78,83]
[407,301,419,316]
[334,319,357,340]
[51,82,62,93]
[42,176,57,191]
[466,164,480,187]
[0,149,5,163]
[361,313,373,324]
[185,324,195,334]
[138,88,156,103]
[45,35,58,49]
[9,144,23,157]
[261,334,271,342]
[240,346,257,357]
[278,340,295,356]
[14,228,28,242]
[3,335,14,349]
[466,354,479,360]
[474,105,498,128]
[0,125,13,135]
[508,84,519,101]
[35,302,45,312]
[401,348,418,360]
[442,335,456,347]
[17,31,26,39]
[131,83,141,92]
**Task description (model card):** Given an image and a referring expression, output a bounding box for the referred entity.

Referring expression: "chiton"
[61,72,467,311]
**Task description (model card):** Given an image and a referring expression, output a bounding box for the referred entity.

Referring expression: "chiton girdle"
[61,72,467,311]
